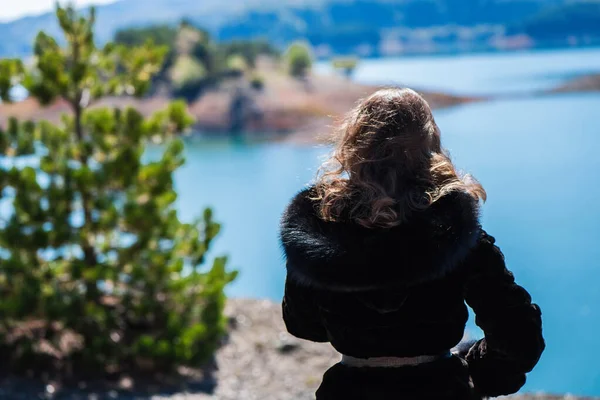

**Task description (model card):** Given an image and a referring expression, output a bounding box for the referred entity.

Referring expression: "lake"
[174,48,600,396]
[317,47,600,96]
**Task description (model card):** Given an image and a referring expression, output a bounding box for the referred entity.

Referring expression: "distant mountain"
[1,0,598,58]
[213,0,564,55]
[0,0,324,56]
[509,1,600,46]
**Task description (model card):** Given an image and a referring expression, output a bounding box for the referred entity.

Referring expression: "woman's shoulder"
[422,190,481,233]
[280,186,483,291]
[280,186,322,236]
[284,186,318,215]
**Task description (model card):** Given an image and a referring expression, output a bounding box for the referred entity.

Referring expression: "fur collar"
[280,187,481,291]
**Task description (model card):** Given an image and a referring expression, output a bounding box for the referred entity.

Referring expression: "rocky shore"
[188,299,594,400]
[0,299,594,399]
[186,298,592,400]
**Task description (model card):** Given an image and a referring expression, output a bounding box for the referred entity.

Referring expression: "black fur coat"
[280,187,545,399]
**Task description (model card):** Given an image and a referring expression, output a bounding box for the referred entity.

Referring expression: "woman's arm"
[463,231,545,397]
[282,275,329,343]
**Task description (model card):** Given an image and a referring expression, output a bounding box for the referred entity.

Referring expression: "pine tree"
[0,5,236,376]
[285,41,313,78]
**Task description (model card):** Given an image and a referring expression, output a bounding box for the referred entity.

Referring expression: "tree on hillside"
[0,5,236,377]
[0,59,25,101]
[332,57,359,79]
[114,25,178,48]
[114,23,280,101]
[219,40,279,70]
[285,41,313,78]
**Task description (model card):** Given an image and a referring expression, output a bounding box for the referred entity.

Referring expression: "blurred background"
[1,0,599,398]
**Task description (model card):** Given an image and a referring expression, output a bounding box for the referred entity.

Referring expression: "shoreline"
[1,68,598,146]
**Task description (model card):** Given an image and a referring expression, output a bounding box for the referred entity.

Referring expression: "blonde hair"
[313,88,486,229]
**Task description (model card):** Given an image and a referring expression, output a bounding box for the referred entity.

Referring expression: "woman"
[279,88,545,399]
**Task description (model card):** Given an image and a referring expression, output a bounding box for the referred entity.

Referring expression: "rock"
[551,74,600,94]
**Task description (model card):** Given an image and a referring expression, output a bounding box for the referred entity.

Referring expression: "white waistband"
[341,351,451,368]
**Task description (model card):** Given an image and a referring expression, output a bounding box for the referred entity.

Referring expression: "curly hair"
[313,88,486,229]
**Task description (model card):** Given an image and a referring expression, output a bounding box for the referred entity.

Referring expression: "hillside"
[2,0,598,58]
[509,2,600,47]
[0,0,323,57]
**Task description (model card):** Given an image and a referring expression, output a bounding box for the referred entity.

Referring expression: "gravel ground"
[144,298,339,400]
[0,299,593,400]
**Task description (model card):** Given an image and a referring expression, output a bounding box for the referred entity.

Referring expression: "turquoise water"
[175,94,600,396]
[174,49,600,396]
[317,47,600,95]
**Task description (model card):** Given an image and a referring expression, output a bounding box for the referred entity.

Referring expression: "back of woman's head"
[314,88,486,229]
